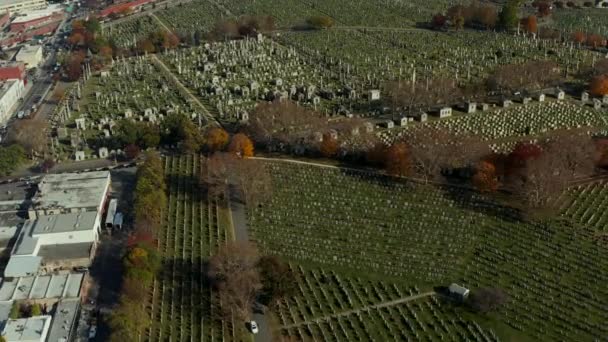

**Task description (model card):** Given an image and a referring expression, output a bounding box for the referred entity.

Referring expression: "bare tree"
[406,128,488,183]
[487,60,561,94]
[469,288,508,313]
[201,153,272,206]
[208,242,261,320]
[387,78,462,114]
[6,119,48,157]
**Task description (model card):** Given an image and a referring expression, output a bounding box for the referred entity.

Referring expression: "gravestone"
[363,122,374,133]
[439,107,452,118]
[351,126,359,136]
[99,147,109,158]
[368,89,381,101]
[502,99,513,108]
[556,89,565,101]
[57,127,68,139]
[478,103,490,111]
[103,129,110,138]
[522,97,532,105]
[313,131,323,142]
[538,93,546,102]
[101,71,110,78]
[466,102,476,114]
[603,95,608,104]
[75,118,86,130]
[383,120,395,129]
[581,91,589,102]
[594,99,602,110]
[396,116,408,126]
[124,109,133,118]
[74,151,85,161]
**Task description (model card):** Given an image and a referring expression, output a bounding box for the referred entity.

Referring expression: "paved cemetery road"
[229,196,273,342]
[282,291,436,329]
[150,13,172,33]
[150,54,219,127]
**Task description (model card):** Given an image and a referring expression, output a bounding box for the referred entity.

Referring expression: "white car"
[250,321,259,334]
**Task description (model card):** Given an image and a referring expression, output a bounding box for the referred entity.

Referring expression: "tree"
[306,16,334,29]
[205,127,230,152]
[67,32,84,46]
[522,15,537,34]
[208,242,262,320]
[0,145,26,176]
[469,288,508,313]
[228,133,254,157]
[386,142,410,177]
[6,119,48,157]
[108,297,150,341]
[487,61,560,93]
[99,44,113,61]
[9,302,20,319]
[586,34,605,48]
[30,303,41,316]
[506,142,543,174]
[431,14,446,30]
[572,31,586,44]
[125,144,140,160]
[590,74,608,96]
[258,255,297,307]
[472,161,499,192]
[84,17,101,35]
[498,0,520,31]
[319,134,339,157]
[365,141,388,166]
[65,51,85,81]
[136,39,155,54]
[161,31,180,50]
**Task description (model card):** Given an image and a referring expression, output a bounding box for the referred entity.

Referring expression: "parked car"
[249,321,259,334]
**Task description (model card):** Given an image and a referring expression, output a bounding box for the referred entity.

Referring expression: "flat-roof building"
[47,299,80,342]
[0,79,24,126]
[0,0,46,13]
[5,211,100,277]
[1,315,52,342]
[10,4,63,32]
[0,273,83,302]
[29,171,111,219]
[14,45,42,70]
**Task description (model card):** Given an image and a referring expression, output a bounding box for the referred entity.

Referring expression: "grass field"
[248,160,608,340]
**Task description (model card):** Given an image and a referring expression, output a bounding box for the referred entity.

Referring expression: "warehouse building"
[0,0,46,14]
[28,171,111,219]
[1,315,52,342]
[9,4,63,32]
[5,211,100,277]
[14,44,42,69]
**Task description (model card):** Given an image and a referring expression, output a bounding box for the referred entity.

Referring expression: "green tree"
[0,145,26,176]
[84,17,101,35]
[9,302,20,319]
[306,15,335,29]
[498,0,521,31]
[258,255,297,307]
[30,303,41,316]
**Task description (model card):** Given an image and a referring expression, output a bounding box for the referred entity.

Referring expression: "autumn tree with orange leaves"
[319,134,339,157]
[386,142,411,177]
[522,15,537,34]
[590,75,608,96]
[228,133,254,157]
[206,128,230,152]
[472,161,499,192]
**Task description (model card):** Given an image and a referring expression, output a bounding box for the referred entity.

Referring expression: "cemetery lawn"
[148,155,248,341]
[249,160,608,341]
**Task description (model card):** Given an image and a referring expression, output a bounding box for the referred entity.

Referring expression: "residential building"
[1,315,52,342]
[15,45,43,69]
[0,0,46,13]
[0,79,24,126]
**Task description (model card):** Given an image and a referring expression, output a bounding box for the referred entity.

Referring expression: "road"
[281,291,436,329]
[229,195,272,342]
[150,54,218,127]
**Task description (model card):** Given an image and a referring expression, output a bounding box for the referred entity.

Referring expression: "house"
[448,283,470,301]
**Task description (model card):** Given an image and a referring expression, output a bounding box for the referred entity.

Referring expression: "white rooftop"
[2,315,52,342]
[11,4,63,23]
[31,212,97,235]
[4,256,41,278]
[0,273,83,302]
[32,171,110,212]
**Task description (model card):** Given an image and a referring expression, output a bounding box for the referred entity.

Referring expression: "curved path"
[281,291,436,329]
